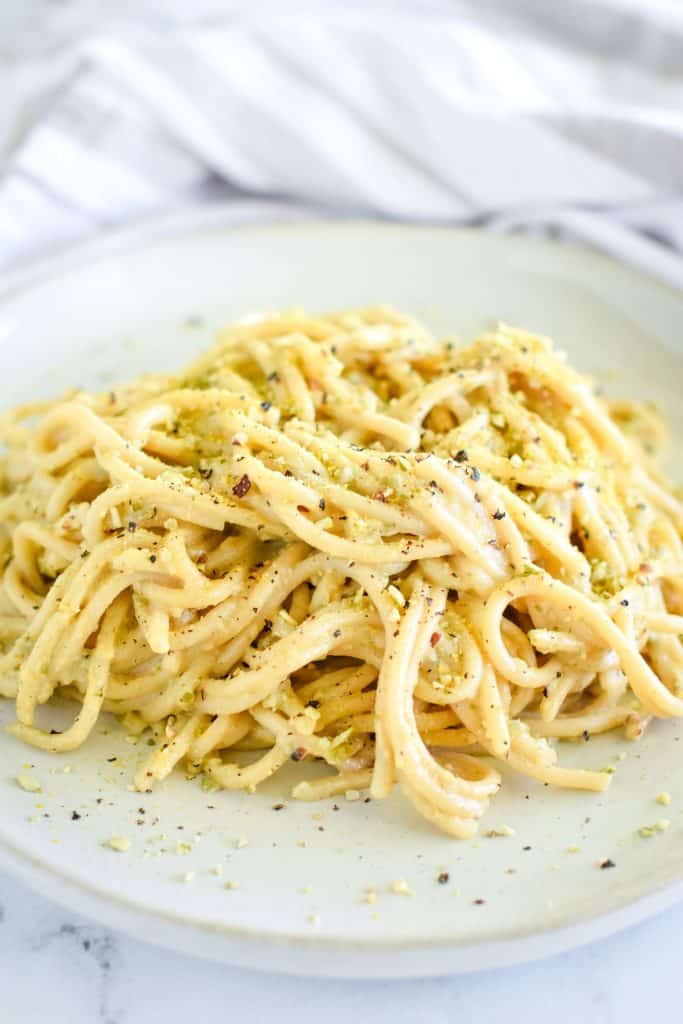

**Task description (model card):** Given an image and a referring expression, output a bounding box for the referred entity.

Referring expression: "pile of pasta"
[0,307,681,836]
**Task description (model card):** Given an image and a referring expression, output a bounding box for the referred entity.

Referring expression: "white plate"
[0,219,682,979]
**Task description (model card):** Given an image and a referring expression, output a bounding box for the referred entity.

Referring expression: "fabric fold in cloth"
[1,5,682,286]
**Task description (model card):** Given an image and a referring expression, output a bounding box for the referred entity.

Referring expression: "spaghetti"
[0,306,681,836]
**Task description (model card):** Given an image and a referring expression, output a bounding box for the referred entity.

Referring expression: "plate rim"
[1,213,682,978]
[2,203,681,306]
[3,821,683,979]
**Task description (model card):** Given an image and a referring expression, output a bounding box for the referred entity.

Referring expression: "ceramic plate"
[0,220,682,978]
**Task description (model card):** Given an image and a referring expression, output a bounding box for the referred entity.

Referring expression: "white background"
[2,3,683,1021]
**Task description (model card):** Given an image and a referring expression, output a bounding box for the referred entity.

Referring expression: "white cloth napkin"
[2,2,683,286]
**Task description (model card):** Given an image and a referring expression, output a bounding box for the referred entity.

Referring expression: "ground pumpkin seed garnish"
[638,819,670,838]
[485,825,515,838]
[103,835,130,853]
[15,773,42,793]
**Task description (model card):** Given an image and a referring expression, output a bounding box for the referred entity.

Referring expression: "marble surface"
[2,1,683,1020]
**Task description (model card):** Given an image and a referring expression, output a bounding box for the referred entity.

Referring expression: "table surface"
[2,1,683,1020]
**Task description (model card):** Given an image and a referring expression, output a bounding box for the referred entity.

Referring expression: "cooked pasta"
[0,306,681,837]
